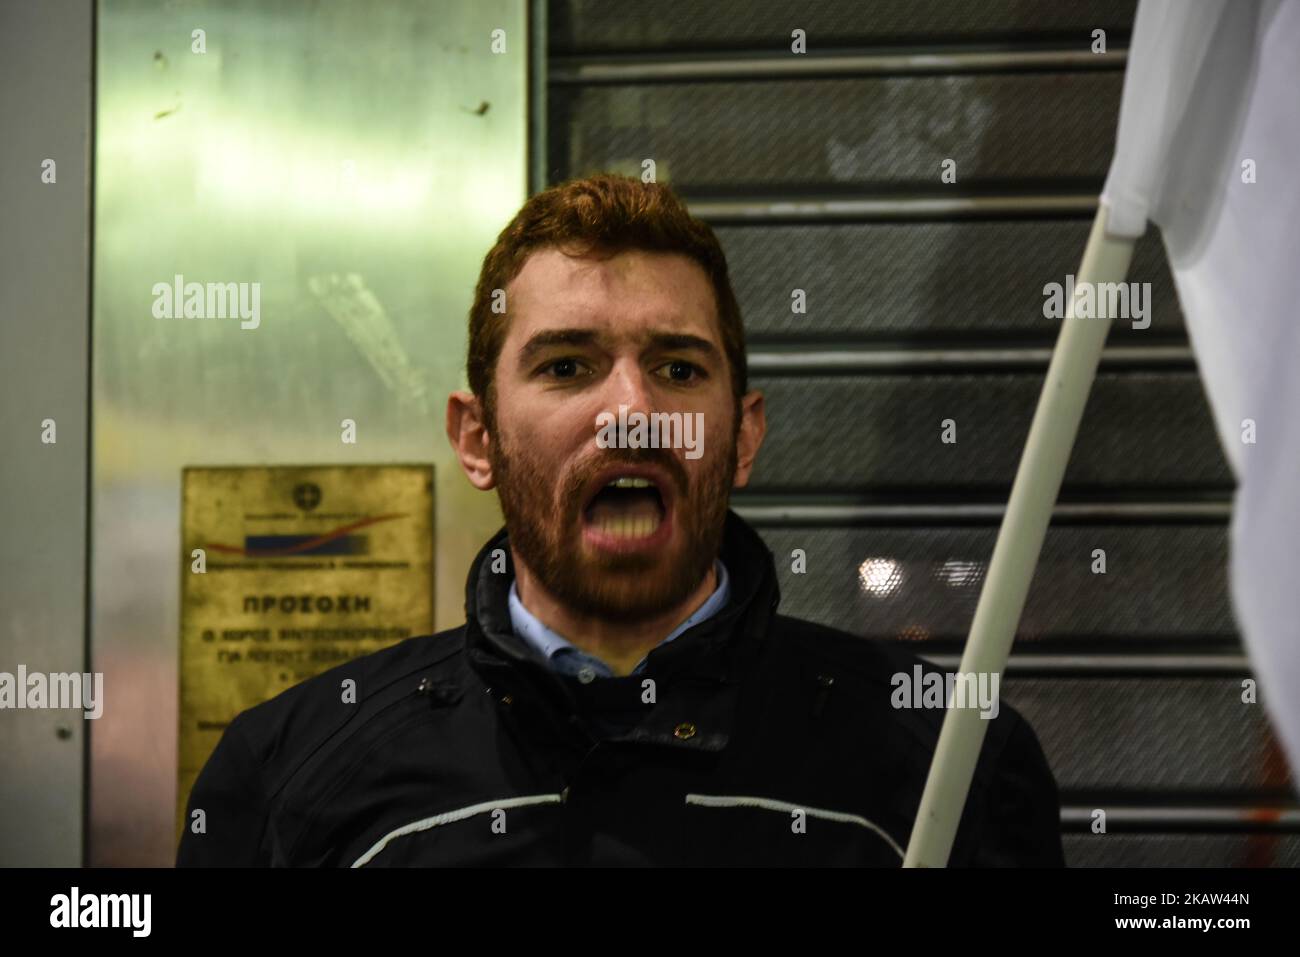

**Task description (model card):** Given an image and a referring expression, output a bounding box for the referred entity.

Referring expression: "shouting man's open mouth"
[580,465,675,554]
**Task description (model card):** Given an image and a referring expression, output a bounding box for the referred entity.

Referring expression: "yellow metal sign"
[177,464,435,835]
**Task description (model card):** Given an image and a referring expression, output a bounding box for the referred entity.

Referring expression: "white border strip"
[685,793,904,860]
[352,793,564,867]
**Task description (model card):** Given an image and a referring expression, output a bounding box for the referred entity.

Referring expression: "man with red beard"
[179,174,1064,868]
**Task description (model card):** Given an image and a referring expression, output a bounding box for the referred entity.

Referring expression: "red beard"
[490,428,736,620]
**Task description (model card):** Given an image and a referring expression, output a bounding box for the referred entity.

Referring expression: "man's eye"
[656,360,703,383]
[543,358,586,379]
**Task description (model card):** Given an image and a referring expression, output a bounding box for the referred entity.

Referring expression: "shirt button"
[577,666,597,684]
[673,722,697,740]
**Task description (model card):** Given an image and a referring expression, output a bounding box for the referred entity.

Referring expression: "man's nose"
[602,359,655,416]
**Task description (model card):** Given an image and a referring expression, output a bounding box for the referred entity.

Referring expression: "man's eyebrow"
[517,329,602,366]
[646,333,720,359]
[516,329,722,367]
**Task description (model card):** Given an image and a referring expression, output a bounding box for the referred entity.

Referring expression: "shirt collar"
[507,560,731,678]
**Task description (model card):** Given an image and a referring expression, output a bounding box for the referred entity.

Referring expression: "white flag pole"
[903,203,1137,867]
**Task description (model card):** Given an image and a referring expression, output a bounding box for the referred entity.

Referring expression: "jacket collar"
[461,509,780,750]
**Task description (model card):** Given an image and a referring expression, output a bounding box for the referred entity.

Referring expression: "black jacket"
[177,510,1064,867]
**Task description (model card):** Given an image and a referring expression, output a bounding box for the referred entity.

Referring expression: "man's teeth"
[606,476,653,489]
[596,515,661,538]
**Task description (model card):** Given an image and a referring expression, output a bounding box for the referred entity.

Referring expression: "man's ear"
[732,389,767,489]
[446,391,496,490]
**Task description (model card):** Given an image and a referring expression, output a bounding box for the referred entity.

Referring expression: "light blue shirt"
[507,560,731,679]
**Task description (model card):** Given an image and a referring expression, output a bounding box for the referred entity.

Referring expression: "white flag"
[1101,0,1300,781]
